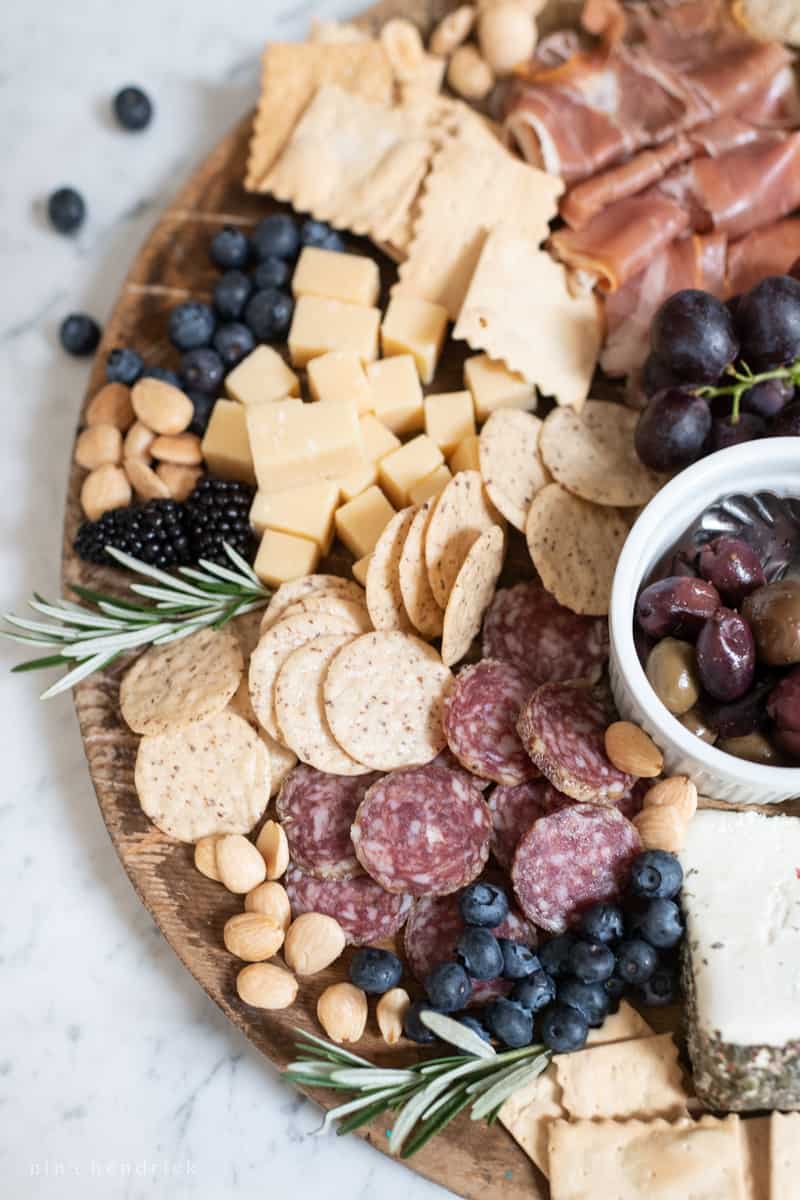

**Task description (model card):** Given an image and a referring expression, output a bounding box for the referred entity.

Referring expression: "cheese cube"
[424,390,475,455]
[224,345,299,405]
[246,399,364,494]
[200,400,256,485]
[288,296,381,367]
[449,434,481,474]
[378,435,444,509]
[335,486,396,560]
[464,353,536,422]
[338,457,379,502]
[352,555,372,586]
[292,246,381,308]
[381,295,449,384]
[250,480,340,553]
[367,355,424,435]
[307,351,373,414]
[359,413,401,463]
[254,529,320,588]
[408,464,453,506]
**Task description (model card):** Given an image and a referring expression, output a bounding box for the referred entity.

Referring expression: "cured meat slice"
[404,890,537,1005]
[443,659,539,787]
[489,779,573,870]
[275,764,380,880]
[727,217,800,298]
[517,682,635,804]
[483,582,609,689]
[431,747,491,791]
[284,865,411,946]
[351,766,491,896]
[512,805,642,933]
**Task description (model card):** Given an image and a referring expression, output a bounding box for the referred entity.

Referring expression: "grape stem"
[696,358,800,424]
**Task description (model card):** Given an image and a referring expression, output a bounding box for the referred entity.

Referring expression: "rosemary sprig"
[1,543,270,699]
[285,1017,550,1160]
[696,354,800,424]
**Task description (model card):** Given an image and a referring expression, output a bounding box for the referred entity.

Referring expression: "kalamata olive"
[775,728,800,760]
[742,579,800,665]
[700,677,774,738]
[646,638,700,715]
[697,536,765,605]
[695,608,756,701]
[718,732,782,765]
[635,576,720,639]
[670,551,698,578]
[677,706,718,745]
[766,666,800,732]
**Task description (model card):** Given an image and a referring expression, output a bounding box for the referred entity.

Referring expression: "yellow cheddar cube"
[307,351,373,415]
[254,529,320,588]
[200,399,256,485]
[335,486,396,560]
[246,399,364,494]
[249,480,341,553]
[367,355,424,435]
[464,353,536,422]
[424,390,476,455]
[449,433,481,474]
[338,457,379,502]
[292,246,381,308]
[359,413,401,463]
[381,294,449,384]
[352,554,372,586]
[224,345,299,405]
[378,434,444,509]
[408,464,453,506]
[288,296,381,367]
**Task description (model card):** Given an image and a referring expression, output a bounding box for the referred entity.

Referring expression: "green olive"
[742,579,800,666]
[677,706,718,745]
[718,732,782,766]
[645,638,700,715]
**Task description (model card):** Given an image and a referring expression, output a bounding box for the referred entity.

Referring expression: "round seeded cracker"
[424,470,505,609]
[260,591,370,635]
[441,524,505,667]
[399,499,443,640]
[120,626,243,736]
[261,574,366,631]
[227,676,297,797]
[479,409,549,531]
[366,506,416,631]
[135,709,270,842]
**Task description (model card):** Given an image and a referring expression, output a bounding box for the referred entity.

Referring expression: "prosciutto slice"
[727,219,800,298]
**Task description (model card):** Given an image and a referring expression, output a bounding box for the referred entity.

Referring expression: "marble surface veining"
[0,3,452,1197]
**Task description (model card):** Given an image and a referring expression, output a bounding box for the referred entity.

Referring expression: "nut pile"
[426,2,541,101]
[603,719,698,853]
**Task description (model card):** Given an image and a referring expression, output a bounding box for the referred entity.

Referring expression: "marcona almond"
[477,1,537,76]
[236,962,298,1009]
[604,721,664,778]
[430,5,475,56]
[256,820,289,880]
[131,378,194,435]
[156,462,203,502]
[376,987,411,1046]
[85,382,134,431]
[244,881,292,931]
[125,458,171,501]
[150,433,203,465]
[80,464,132,521]
[317,982,368,1044]
[123,420,156,461]
[447,44,494,99]
[75,424,123,470]
[224,912,285,961]
[643,775,698,824]
[194,835,221,882]
[283,912,346,975]
[380,18,425,79]
[216,834,267,894]
[633,805,686,853]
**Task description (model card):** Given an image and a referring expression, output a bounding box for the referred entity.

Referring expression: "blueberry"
[251,256,291,290]
[213,321,255,368]
[511,969,556,1013]
[498,939,540,981]
[557,979,609,1027]
[300,218,339,249]
[540,1003,589,1054]
[615,937,657,985]
[141,365,181,387]
[209,225,250,271]
[638,965,678,1007]
[59,313,101,356]
[106,347,143,385]
[636,898,684,950]
[604,974,626,1009]
[47,186,85,234]
[186,391,216,437]
[484,998,533,1049]
[349,947,403,995]
[425,961,472,1011]
[181,347,224,395]
[456,928,504,981]
[538,934,577,978]
[244,288,294,341]
[457,1014,493,1043]
[168,302,216,351]
[321,230,347,252]
[630,850,683,900]
[250,214,300,262]
[459,882,510,928]
[403,1001,441,1044]
[579,902,625,946]
[113,86,153,131]
[213,270,252,321]
[567,940,616,985]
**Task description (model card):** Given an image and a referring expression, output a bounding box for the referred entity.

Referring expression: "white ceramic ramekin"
[609,438,800,806]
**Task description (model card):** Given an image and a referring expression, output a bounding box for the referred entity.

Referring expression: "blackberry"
[74,500,190,568]
[183,477,256,565]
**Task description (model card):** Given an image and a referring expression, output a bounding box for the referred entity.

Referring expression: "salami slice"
[284,865,412,946]
[489,779,573,869]
[404,890,537,1005]
[443,659,539,786]
[352,766,491,896]
[431,747,491,791]
[512,805,642,933]
[276,764,381,880]
[517,682,635,804]
[482,582,609,688]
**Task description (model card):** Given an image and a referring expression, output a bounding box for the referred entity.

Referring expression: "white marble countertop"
[0,3,450,1197]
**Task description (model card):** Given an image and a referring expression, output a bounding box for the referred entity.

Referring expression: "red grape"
[650,289,738,383]
[635,389,711,471]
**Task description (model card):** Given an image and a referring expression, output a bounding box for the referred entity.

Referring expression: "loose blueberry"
[615,937,658,985]
[250,214,300,262]
[168,301,216,351]
[636,898,684,949]
[459,882,510,928]
[456,928,504,981]
[578,902,625,946]
[567,940,616,985]
[186,391,216,437]
[349,947,403,995]
[251,256,291,290]
[181,347,224,395]
[630,850,683,900]
[511,969,556,1014]
[498,939,540,981]
[113,86,153,131]
[557,979,609,1027]
[209,225,250,271]
[141,365,181,387]
[59,313,101,356]
[213,321,255,367]
[538,934,577,978]
[47,186,85,234]
[540,1003,589,1053]
[244,288,294,341]
[457,1014,493,1043]
[106,347,143,385]
[213,270,252,321]
[300,218,340,249]
[638,965,679,1007]
[484,998,533,1049]
[425,961,472,1012]
[403,1001,441,1044]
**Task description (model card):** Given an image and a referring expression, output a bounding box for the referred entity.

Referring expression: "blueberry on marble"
[403,1001,441,1044]
[459,882,509,928]
[425,962,472,1012]
[484,998,533,1049]
[511,970,556,1014]
[540,1004,588,1054]
[213,270,252,321]
[213,322,255,368]
[616,937,658,985]
[567,940,616,985]
[209,225,250,271]
[250,214,300,262]
[349,947,403,995]
[251,256,291,290]
[638,965,678,1007]
[498,939,539,981]
[168,302,216,351]
[538,934,577,979]
[244,288,294,342]
[630,850,683,900]
[113,85,153,131]
[106,347,143,385]
[456,928,504,981]
[180,347,224,395]
[59,313,101,356]
[579,902,625,946]
[557,979,609,1027]
[47,186,85,234]
[636,898,684,949]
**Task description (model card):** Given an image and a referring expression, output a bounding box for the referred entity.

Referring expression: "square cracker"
[453,227,601,409]
[770,1113,800,1200]
[394,137,562,319]
[548,1116,746,1200]
[585,1000,654,1046]
[555,1032,689,1122]
[245,42,393,191]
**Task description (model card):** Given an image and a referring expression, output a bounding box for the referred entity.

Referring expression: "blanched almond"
[377,987,411,1045]
[80,464,132,521]
[283,912,345,976]
[156,462,203,501]
[633,805,686,853]
[447,44,494,100]
[194,835,221,881]
[150,433,203,465]
[317,982,368,1044]
[85,382,134,431]
[256,820,289,881]
[605,722,663,778]
[244,881,292,931]
[223,912,285,961]
[75,424,123,470]
[131,378,193,435]
[216,834,267,894]
[123,420,156,462]
[125,458,171,500]
[430,5,475,56]
[643,776,698,824]
[477,1,537,76]
[236,962,297,1009]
